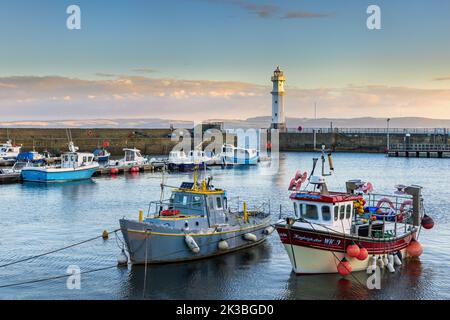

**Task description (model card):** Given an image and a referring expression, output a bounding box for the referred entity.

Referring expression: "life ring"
[376,197,395,210]
[102,139,110,148]
[161,209,180,216]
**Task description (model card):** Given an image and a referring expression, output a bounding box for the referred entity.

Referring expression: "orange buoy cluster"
[110,168,119,175]
[337,257,352,276]
[406,239,423,257]
[130,166,140,173]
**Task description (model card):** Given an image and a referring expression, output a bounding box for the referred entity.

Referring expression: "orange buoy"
[346,243,361,258]
[110,168,119,175]
[337,257,352,276]
[357,246,369,261]
[406,239,423,258]
[421,215,434,230]
[130,166,139,173]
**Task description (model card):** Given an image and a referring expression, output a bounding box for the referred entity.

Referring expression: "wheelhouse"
[124,148,142,162]
[61,152,95,168]
[290,192,362,232]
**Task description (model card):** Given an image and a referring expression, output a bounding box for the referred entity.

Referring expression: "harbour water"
[0,152,449,300]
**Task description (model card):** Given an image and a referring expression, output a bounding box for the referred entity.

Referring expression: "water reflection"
[122,243,272,300]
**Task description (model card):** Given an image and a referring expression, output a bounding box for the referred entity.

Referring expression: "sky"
[0,0,450,122]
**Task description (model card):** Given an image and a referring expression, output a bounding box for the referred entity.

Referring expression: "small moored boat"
[93,148,111,163]
[221,144,259,166]
[119,170,273,264]
[21,142,99,183]
[109,148,147,168]
[0,140,22,165]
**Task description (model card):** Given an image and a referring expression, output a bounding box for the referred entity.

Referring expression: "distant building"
[271,66,286,132]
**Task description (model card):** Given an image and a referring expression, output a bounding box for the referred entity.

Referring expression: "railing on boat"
[358,192,415,238]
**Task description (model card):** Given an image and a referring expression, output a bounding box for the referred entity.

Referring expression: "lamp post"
[386,118,391,152]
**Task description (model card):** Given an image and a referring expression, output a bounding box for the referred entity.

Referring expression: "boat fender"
[102,230,109,240]
[383,255,389,266]
[185,235,200,254]
[406,239,423,258]
[394,252,402,266]
[243,233,257,242]
[367,255,377,274]
[263,226,275,235]
[387,254,395,273]
[218,240,229,251]
[117,249,128,266]
[377,256,385,269]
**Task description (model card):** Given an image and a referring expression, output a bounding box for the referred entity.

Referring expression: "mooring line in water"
[0,265,117,289]
[0,228,120,269]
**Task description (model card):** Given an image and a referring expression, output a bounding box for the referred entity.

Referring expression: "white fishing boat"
[220,144,259,166]
[109,148,147,167]
[168,150,196,172]
[189,149,213,165]
[0,140,22,165]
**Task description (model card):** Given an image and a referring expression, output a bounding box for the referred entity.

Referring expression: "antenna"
[160,167,166,203]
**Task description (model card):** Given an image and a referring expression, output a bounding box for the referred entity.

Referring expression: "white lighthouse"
[271,66,286,132]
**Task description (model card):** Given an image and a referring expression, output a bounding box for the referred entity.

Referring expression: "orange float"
[357,246,369,261]
[406,239,423,257]
[337,257,352,276]
[346,243,360,258]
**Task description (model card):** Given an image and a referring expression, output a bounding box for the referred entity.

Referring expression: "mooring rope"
[0,265,117,289]
[0,228,120,269]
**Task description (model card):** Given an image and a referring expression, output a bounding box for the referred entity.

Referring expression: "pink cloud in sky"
[0,75,449,121]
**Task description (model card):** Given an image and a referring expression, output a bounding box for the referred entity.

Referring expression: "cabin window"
[346,204,352,219]
[83,156,87,162]
[322,206,331,221]
[182,196,188,206]
[192,195,202,208]
[216,197,222,209]
[294,202,298,217]
[64,155,69,162]
[334,206,338,221]
[300,203,319,220]
[339,205,345,220]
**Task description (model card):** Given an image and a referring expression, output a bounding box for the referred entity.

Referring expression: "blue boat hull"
[21,167,98,183]
[223,155,259,165]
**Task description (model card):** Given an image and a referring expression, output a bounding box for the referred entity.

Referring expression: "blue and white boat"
[93,148,111,163]
[21,142,99,183]
[168,150,208,172]
[17,151,46,164]
[221,144,259,166]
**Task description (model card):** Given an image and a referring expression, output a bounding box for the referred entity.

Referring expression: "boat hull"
[0,157,17,165]
[168,162,206,172]
[21,166,98,182]
[96,155,110,162]
[120,219,272,264]
[276,225,415,274]
[223,155,258,166]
